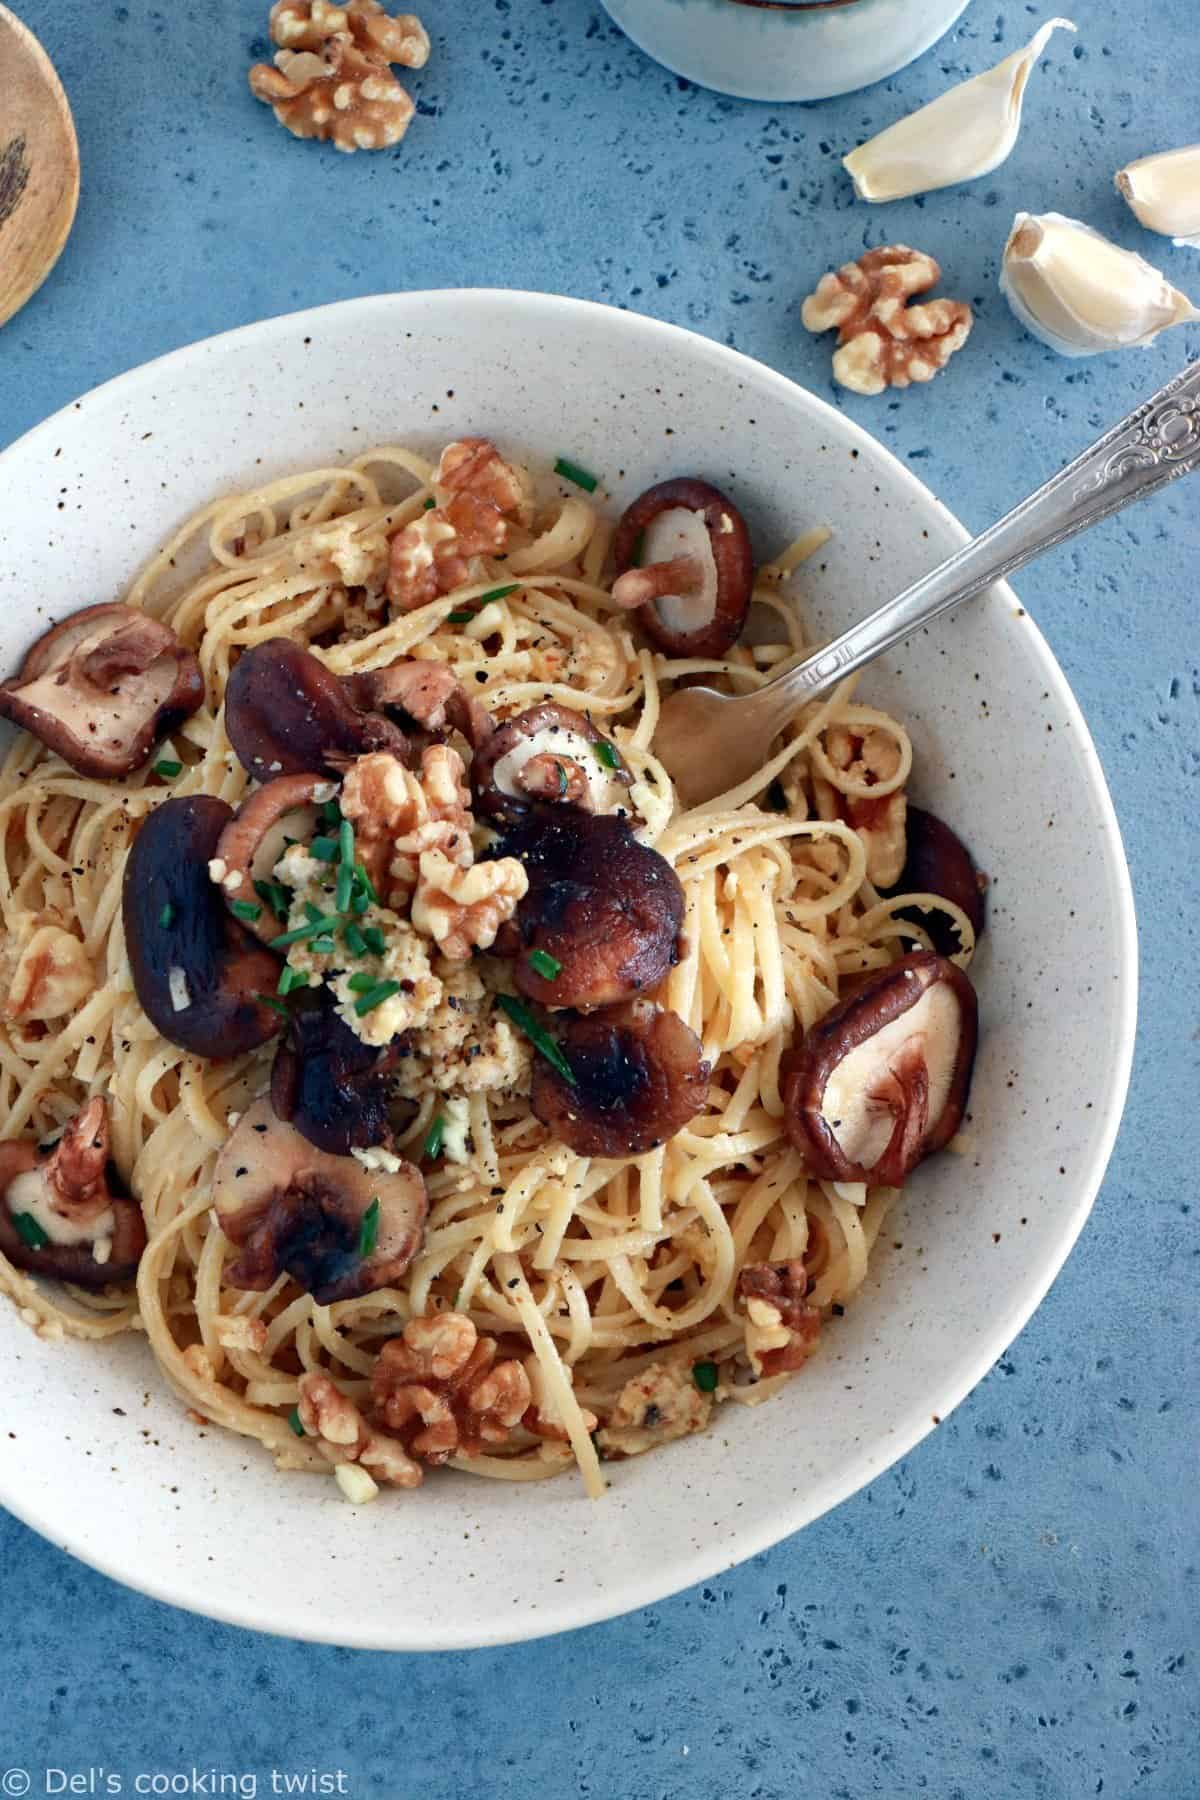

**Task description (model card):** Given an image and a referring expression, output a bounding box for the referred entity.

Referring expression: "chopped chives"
[258,993,290,1018]
[478,583,519,604]
[422,496,436,511]
[153,758,183,780]
[303,901,326,925]
[269,917,337,950]
[349,889,370,916]
[321,797,342,827]
[362,926,386,956]
[347,971,378,993]
[593,739,620,770]
[254,879,290,920]
[309,836,338,862]
[309,934,336,956]
[158,902,175,929]
[528,947,562,981]
[353,863,380,906]
[496,994,576,1085]
[12,1211,49,1251]
[692,1361,719,1394]
[554,761,568,798]
[554,456,598,493]
[230,898,262,922]
[277,965,306,997]
[343,922,368,958]
[287,1405,306,1438]
[423,1115,445,1160]
[339,819,355,867]
[357,1198,381,1259]
[446,611,475,626]
[353,979,402,1017]
[335,862,354,914]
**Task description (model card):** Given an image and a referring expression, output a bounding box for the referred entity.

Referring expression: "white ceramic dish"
[599,0,972,102]
[0,291,1136,1650]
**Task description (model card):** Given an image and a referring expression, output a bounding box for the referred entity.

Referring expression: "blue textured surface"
[2,1,1197,1793]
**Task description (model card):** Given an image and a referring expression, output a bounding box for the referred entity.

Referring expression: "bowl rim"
[0,289,1138,1647]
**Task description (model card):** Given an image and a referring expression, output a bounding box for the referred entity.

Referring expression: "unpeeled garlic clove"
[1000,212,1200,357]
[1116,145,1200,248]
[843,18,1075,204]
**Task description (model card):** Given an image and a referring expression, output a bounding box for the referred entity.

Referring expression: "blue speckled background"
[2,1,1197,1793]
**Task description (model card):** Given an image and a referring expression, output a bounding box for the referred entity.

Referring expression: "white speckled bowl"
[0,292,1135,1649]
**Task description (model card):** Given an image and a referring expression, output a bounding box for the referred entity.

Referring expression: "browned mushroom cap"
[611,478,754,659]
[123,796,284,1060]
[0,603,203,779]
[495,808,684,1011]
[0,1098,146,1288]
[212,1098,426,1304]
[212,772,334,944]
[885,807,987,957]
[224,639,407,782]
[271,989,399,1157]
[782,951,978,1187]
[344,658,494,754]
[473,702,633,823]
[531,1001,709,1156]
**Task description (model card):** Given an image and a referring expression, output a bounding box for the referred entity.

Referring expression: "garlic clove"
[1116,145,1200,249]
[843,17,1076,204]
[1000,211,1200,357]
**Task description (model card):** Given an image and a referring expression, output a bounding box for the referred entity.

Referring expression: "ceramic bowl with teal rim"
[600,0,972,101]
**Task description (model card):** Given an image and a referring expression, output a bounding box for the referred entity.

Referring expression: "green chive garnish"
[423,1115,445,1160]
[349,889,370,916]
[288,1405,305,1438]
[447,611,475,626]
[353,979,402,1017]
[254,879,290,920]
[353,863,380,906]
[594,739,620,770]
[159,902,175,929]
[335,863,354,914]
[347,971,377,993]
[528,948,562,981]
[303,901,326,925]
[362,926,386,956]
[153,758,183,780]
[343,922,368,958]
[259,994,290,1018]
[554,761,568,798]
[554,456,598,493]
[423,497,436,511]
[478,583,519,604]
[339,819,355,866]
[277,965,306,997]
[309,836,338,862]
[692,1361,719,1394]
[269,918,336,950]
[309,934,336,956]
[12,1211,49,1251]
[321,797,342,827]
[357,1198,381,1259]
[496,994,575,1085]
[230,899,262,922]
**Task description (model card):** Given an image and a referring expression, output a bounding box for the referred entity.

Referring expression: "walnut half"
[249,0,429,155]
[371,1311,532,1464]
[801,246,972,396]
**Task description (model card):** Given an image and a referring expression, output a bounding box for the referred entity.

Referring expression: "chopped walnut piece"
[386,439,532,610]
[411,848,528,960]
[371,1311,532,1464]
[595,1359,712,1459]
[813,723,907,888]
[737,1260,821,1378]
[297,1370,423,1486]
[249,0,429,155]
[213,1314,268,1355]
[340,745,473,905]
[801,246,972,396]
[4,925,94,1022]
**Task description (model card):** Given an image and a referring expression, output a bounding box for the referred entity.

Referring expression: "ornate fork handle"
[750,359,1200,733]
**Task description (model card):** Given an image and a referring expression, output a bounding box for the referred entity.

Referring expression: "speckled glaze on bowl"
[0,291,1136,1650]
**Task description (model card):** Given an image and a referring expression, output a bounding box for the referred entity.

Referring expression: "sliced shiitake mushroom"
[495,808,685,1011]
[531,1001,709,1156]
[782,951,978,1187]
[885,806,987,957]
[0,1098,146,1288]
[271,989,398,1157]
[224,639,407,782]
[212,772,335,944]
[123,796,283,1060]
[0,602,203,778]
[611,478,754,658]
[473,702,633,823]
[212,1098,426,1304]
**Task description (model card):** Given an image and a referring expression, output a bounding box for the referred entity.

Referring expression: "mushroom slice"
[495,808,685,1011]
[886,806,987,957]
[0,1098,146,1288]
[473,702,633,823]
[531,1001,709,1157]
[212,1098,426,1304]
[224,638,407,782]
[271,989,399,1157]
[344,658,494,755]
[0,602,203,779]
[612,478,754,659]
[783,952,977,1187]
[212,772,334,944]
[123,795,284,1060]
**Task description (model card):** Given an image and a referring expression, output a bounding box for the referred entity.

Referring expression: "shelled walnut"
[370,1312,532,1463]
[737,1260,821,1378]
[801,246,972,396]
[249,0,429,155]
